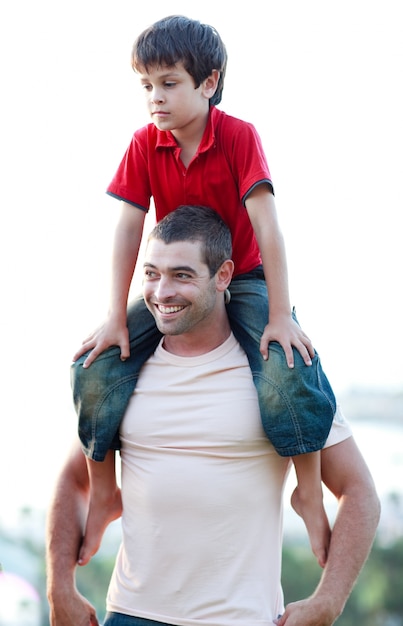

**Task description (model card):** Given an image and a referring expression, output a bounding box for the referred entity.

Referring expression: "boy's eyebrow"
[139,69,183,81]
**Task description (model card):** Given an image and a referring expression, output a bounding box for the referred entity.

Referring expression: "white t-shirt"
[106,333,352,626]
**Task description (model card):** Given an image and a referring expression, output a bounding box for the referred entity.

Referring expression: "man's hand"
[48,587,99,626]
[259,314,315,368]
[274,596,340,626]
[72,317,130,368]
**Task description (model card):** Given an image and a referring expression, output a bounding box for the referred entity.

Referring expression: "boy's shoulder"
[133,121,158,139]
[210,107,261,148]
[212,106,257,131]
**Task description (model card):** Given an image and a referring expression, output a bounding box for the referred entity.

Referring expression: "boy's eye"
[164,81,176,88]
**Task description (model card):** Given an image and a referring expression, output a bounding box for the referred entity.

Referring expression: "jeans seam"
[251,371,305,449]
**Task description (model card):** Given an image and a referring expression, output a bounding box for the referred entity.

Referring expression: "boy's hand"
[260,314,315,368]
[72,317,130,368]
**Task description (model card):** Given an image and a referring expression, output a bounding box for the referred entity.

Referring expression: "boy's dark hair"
[149,205,232,277]
[132,15,227,106]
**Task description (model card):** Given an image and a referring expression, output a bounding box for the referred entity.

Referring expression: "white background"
[0,0,402,517]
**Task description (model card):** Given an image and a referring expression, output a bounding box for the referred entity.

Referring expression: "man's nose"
[155,276,175,300]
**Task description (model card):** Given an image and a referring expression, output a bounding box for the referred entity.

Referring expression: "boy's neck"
[172,109,210,167]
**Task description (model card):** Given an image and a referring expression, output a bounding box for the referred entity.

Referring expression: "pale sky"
[0,0,402,517]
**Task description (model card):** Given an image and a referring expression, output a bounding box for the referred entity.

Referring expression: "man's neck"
[162,318,231,358]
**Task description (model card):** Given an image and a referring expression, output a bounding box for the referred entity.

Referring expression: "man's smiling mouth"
[156,304,185,314]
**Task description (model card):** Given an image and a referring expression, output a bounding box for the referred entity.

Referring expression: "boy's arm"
[245,185,315,368]
[73,202,146,367]
[276,436,380,625]
[46,442,98,626]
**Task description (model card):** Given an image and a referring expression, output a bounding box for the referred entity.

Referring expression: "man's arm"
[276,436,381,626]
[46,441,98,626]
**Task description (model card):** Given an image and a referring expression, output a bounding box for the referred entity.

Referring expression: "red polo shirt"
[107,106,273,276]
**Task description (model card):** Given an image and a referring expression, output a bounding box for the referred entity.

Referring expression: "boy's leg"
[291,451,331,568]
[226,275,336,456]
[72,296,162,565]
[226,274,335,564]
[78,450,122,566]
[72,295,162,462]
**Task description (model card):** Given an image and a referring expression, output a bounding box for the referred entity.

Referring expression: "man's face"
[142,238,218,337]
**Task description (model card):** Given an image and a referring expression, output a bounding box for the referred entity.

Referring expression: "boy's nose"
[151,88,164,104]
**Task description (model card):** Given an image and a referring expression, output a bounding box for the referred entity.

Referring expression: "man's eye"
[176,273,191,279]
[144,270,157,278]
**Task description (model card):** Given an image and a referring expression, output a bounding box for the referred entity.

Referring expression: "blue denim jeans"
[72,270,336,461]
[103,614,170,626]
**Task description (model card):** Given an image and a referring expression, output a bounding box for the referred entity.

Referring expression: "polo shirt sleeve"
[106,126,152,211]
[223,118,274,204]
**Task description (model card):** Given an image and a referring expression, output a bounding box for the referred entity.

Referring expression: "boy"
[73,15,336,568]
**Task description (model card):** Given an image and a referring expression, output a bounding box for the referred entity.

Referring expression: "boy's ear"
[202,69,220,99]
[215,259,234,292]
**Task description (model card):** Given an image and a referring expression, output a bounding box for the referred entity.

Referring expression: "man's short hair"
[149,205,232,277]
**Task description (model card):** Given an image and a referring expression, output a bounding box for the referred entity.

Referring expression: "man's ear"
[216,259,234,292]
[202,69,220,100]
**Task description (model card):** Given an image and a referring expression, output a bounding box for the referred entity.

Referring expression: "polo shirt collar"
[155,106,217,154]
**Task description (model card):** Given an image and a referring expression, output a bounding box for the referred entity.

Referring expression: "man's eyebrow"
[143,262,197,273]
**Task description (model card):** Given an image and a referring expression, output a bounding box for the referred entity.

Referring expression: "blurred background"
[0,0,402,624]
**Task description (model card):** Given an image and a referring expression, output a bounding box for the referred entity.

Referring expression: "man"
[46,206,380,626]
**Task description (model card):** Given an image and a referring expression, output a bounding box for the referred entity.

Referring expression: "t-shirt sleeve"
[324,405,353,448]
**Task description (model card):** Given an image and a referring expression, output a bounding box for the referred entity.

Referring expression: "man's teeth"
[158,305,184,314]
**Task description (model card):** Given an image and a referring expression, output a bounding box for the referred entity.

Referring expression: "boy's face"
[136,63,215,135]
